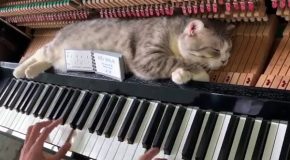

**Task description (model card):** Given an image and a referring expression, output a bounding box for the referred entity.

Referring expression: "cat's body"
[13,17,233,84]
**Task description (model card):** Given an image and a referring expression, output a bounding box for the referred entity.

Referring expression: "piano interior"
[1,0,290,160]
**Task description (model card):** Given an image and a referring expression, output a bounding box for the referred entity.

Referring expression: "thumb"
[139,148,160,160]
[53,142,71,160]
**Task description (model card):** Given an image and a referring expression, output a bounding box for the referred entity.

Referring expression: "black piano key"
[47,88,69,119]
[76,92,99,130]
[60,90,81,124]
[182,110,205,160]
[251,120,271,160]
[3,80,21,108]
[33,85,53,117]
[126,101,150,144]
[104,96,127,137]
[71,91,91,129]
[96,95,119,135]
[234,117,255,160]
[117,99,140,142]
[142,103,166,149]
[164,107,186,155]
[0,79,16,106]
[15,82,35,112]
[88,94,110,133]
[25,84,45,115]
[218,115,239,160]
[196,112,218,160]
[53,89,73,120]
[279,123,290,160]
[8,81,27,109]
[152,105,175,148]
[38,86,59,118]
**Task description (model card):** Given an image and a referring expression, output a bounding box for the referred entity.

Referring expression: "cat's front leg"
[13,57,37,78]
[24,61,52,79]
[171,68,209,84]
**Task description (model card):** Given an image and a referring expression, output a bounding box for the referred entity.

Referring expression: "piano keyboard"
[0,78,290,160]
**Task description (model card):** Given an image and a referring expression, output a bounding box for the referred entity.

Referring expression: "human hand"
[20,119,72,160]
[139,148,167,160]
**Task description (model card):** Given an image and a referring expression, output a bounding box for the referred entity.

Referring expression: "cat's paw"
[13,68,26,78]
[171,68,192,84]
[192,70,210,82]
[25,67,40,79]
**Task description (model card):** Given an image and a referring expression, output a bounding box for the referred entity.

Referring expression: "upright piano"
[1,0,290,160]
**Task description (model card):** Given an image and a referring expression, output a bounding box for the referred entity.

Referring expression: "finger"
[66,129,75,144]
[26,120,53,147]
[24,125,33,144]
[53,142,71,160]
[35,119,62,145]
[139,148,160,160]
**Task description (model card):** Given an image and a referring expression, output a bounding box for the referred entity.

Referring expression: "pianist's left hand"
[19,119,71,160]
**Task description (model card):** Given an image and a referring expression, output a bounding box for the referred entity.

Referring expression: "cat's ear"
[185,20,204,36]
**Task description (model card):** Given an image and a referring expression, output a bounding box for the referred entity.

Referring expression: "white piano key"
[2,80,20,106]
[0,108,9,126]
[105,99,135,160]
[175,108,198,160]
[30,85,50,114]
[0,107,5,125]
[244,119,262,160]
[192,111,211,160]
[270,122,287,160]
[83,133,98,157]
[1,108,12,127]
[13,82,32,109]
[155,106,179,159]
[164,108,192,160]
[97,98,134,160]
[228,117,246,160]
[205,113,226,160]
[212,114,231,160]
[125,102,157,160]
[4,110,18,128]
[44,142,54,150]
[19,115,36,134]
[262,121,279,159]
[44,88,63,118]
[10,112,23,130]
[89,134,106,158]
[113,142,128,160]
[13,113,27,132]
[52,125,66,145]
[12,131,26,140]
[0,126,8,132]
[57,125,73,147]
[65,91,86,125]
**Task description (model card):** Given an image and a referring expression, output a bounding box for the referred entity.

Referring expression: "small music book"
[65,49,125,81]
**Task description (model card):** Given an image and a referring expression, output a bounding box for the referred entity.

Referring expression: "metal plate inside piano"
[1,62,290,160]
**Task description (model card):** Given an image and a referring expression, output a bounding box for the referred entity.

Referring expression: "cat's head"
[178,19,234,70]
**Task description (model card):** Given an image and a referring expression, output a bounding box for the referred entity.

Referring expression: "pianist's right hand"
[20,119,164,160]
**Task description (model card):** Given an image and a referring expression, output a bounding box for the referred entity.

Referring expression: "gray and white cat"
[13,17,233,84]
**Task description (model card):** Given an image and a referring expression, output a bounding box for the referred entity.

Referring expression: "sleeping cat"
[13,17,233,84]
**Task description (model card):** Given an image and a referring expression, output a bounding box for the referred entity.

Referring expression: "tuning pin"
[121,7,126,18]
[104,9,109,18]
[169,3,174,15]
[206,0,211,12]
[225,0,231,12]
[248,0,255,12]
[155,4,160,16]
[140,5,145,17]
[149,5,154,16]
[212,0,218,13]
[187,1,192,14]
[218,0,224,4]
[182,2,188,15]
[233,0,239,11]
[108,9,113,18]
[131,6,136,17]
[271,0,278,8]
[117,8,122,17]
[288,0,290,8]
[100,9,104,18]
[145,5,150,17]
[239,0,246,11]
[193,1,198,14]
[112,8,117,18]
[280,0,286,9]
[165,3,170,15]
[160,4,165,16]
[125,7,131,17]
[136,6,141,17]
[199,0,205,13]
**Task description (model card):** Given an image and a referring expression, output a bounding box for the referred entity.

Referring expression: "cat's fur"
[13,17,233,84]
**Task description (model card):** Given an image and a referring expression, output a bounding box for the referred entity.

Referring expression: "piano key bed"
[1,62,290,160]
